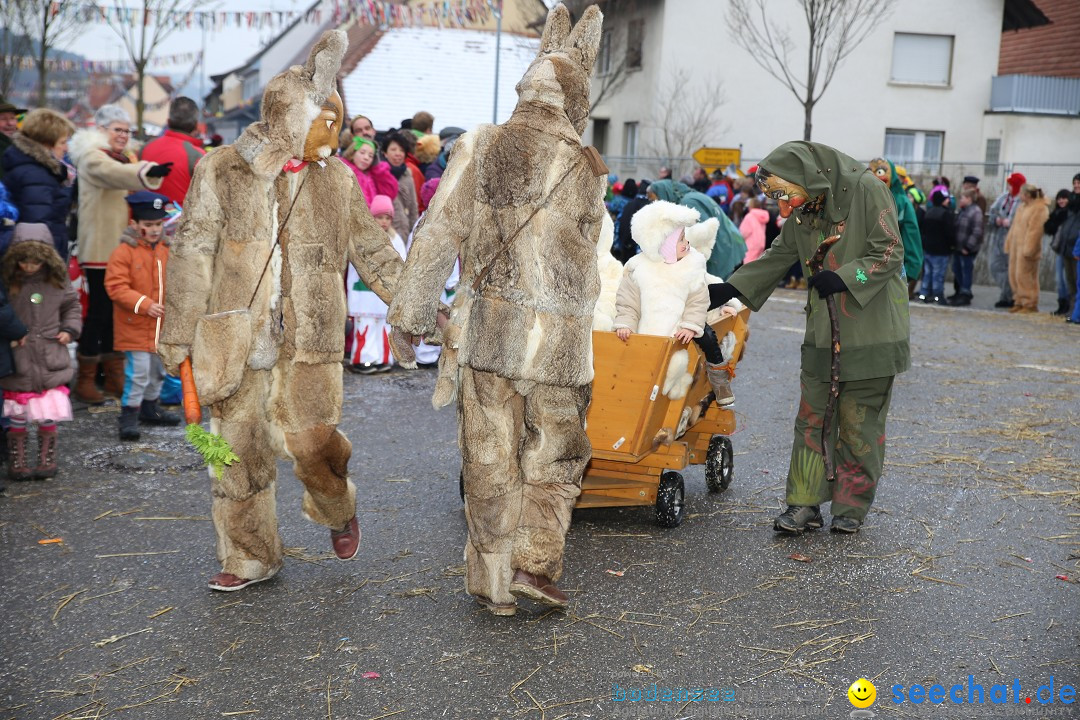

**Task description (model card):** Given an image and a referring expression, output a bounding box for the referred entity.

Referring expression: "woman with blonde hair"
[0,108,76,259]
[67,104,171,403]
[1005,184,1050,314]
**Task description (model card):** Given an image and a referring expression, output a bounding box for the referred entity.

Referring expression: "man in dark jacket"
[140,97,205,205]
[615,180,651,263]
[0,97,28,182]
[917,189,957,304]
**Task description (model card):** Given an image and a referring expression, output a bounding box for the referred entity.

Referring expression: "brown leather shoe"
[474,594,517,616]
[510,569,569,608]
[330,516,361,560]
[207,570,277,592]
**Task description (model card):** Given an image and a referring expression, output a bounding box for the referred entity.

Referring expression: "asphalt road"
[1,286,1077,720]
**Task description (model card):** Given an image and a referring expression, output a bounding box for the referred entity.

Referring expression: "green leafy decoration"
[185,423,239,480]
[788,446,825,505]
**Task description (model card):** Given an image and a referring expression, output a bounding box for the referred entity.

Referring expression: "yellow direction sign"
[692,146,741,169]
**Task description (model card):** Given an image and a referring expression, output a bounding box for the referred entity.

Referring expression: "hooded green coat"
[886,159,923,280]
[724,141,910,382]
[650,179,747,278]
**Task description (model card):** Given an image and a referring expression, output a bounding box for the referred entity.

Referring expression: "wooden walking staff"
[807,229,842,483]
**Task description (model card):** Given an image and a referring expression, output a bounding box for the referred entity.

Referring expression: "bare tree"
[105,0,205,138]
[15,0,80,106]
[728,0,892,141]
[0,2,33,100]
[644,66,727,176]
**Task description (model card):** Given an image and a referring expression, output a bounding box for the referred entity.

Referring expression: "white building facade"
[587,0,1079,192]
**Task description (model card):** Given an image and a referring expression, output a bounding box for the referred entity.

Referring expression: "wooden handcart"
[575,308,751,527]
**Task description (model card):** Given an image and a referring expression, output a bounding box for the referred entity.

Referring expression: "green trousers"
[786,370,895,521]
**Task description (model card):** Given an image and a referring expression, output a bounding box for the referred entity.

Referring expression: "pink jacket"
[739,207,770,263]
[342,158,399,206]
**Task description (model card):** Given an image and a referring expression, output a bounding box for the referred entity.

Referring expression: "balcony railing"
[989,74,1080,115]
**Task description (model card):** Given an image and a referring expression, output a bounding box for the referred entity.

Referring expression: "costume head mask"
[302,89,344,162]
[240,30,346,177]
[756,142,868,226]
[869,157,892,186]
[755,168,812,219]
[514,3,603,135]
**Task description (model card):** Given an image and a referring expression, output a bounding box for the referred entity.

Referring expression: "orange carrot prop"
[180,357,238,478]
[179,358,202,425]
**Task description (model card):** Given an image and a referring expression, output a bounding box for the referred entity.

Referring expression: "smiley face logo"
[848,678,876,708]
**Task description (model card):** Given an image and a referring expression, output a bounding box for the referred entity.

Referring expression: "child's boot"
[6,429,32,481]
[73,354,106,404]
[139,399,181,426]
[102,353,126,398]
[118,407,141,441]
[705,362,735,407]
[34,427,58,479]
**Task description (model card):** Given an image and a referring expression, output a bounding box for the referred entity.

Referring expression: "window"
[890,33,953,86]
[984,138,1001,176]
[884,129,944,174]
[623,122,638,158]
[626,19,643,70]
[592,118,609,156]
[597,30,612,76]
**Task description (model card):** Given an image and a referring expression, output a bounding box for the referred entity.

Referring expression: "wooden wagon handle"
[179,357,202,425]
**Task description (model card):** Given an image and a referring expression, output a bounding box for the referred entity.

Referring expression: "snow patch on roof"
[341,26,539,132]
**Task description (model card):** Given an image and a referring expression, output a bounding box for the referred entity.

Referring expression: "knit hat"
[630,200,700,261]
[439,126,465,142]
[352,136,376,153]
[370,194,394,218]
[420,178,440,208]
[962,175,979,185]
[659,228,683,264]
[1007,172,1026,194]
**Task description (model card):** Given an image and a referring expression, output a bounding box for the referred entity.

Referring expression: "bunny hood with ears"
[631,201,700,261]
[514,4,603,136]
[234,30,347,178]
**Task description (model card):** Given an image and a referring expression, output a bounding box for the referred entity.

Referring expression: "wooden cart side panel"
[587,332,677,459]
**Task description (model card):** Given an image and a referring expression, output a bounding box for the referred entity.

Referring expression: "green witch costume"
[709,141,910,533]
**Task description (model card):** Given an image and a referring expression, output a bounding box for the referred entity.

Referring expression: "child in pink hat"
[346,195,407,373]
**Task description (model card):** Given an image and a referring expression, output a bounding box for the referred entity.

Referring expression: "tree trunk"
[36,45,47,107]
[136,64,146,140]
[803,100,813,142]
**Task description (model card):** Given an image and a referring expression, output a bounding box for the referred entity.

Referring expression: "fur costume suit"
[159,31,405,587]
[387,3,605,612]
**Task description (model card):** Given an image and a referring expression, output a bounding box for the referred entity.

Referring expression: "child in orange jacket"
[104,191,180,441]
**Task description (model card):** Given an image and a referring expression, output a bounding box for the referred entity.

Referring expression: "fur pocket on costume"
[191,309,253,406]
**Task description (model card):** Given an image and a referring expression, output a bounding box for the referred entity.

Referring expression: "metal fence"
[603,155,1080,200]
[603,154,1078,294]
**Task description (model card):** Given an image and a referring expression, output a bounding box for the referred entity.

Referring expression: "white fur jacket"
[592,213,623,331]
[613,248,709,337]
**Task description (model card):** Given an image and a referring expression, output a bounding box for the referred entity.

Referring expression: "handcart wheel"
[705,435,734,492]
[655,471,686,528]
[459,470,465,503]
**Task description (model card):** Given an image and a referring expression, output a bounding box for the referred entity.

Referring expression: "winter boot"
[139,399,181,426]
[1052,298,1070,316]
[6,429,32,481]
[33,427,58,479]
[102,353,126,398]
[705,362,735,407]
[118,406,141,441]
[73,354,106,404]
